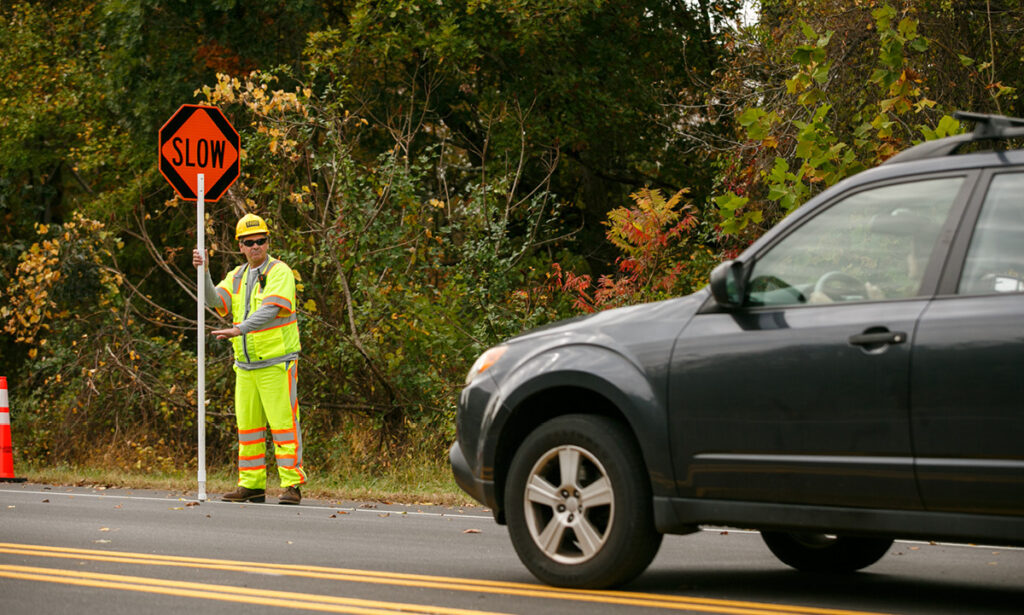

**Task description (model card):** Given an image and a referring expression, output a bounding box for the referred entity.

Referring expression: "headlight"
[465,345,508,384]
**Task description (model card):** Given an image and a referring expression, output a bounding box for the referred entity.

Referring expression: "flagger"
[192,213,305,505]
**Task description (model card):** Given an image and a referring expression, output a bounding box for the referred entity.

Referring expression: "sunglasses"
[242,237,268,247]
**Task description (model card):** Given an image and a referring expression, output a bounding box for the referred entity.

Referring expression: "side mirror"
[709,260,745,309]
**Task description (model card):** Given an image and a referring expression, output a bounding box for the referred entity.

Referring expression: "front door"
[669,175,968,509]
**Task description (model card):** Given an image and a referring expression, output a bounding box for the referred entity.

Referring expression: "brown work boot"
[221,486,265,503]
[279,485,301,505]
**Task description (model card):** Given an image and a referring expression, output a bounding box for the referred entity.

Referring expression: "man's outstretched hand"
[212,327,242,340]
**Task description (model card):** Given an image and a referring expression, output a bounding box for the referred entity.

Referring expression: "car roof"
[883,111,1024,166]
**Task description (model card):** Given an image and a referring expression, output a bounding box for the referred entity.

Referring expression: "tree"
[701,1,1022,253]
[304,0,742,269]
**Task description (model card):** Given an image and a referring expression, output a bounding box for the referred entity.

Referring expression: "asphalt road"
[0,483,1021,615]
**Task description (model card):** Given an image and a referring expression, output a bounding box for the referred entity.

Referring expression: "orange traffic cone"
[0,376,27,483]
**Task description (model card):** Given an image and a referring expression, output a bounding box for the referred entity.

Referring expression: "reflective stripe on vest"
[232,266,245,294]
[261,294,293,312]
[215,287,232,317]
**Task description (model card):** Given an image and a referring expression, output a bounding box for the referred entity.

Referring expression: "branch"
[332,255,402,403]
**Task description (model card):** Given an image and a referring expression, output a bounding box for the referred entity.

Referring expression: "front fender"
[481,343,676,506]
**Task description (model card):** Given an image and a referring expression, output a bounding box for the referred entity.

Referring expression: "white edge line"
[0,488,495,520]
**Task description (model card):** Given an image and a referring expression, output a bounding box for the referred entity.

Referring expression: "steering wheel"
[812,270,867,302]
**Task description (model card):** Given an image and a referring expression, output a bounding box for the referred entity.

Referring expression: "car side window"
[746,177,964,308]
[957,173,1024,295]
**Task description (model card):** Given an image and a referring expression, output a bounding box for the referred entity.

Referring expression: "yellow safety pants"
[233,360,306,489]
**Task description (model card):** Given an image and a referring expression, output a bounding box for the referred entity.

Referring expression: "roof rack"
[882,111,1024,166]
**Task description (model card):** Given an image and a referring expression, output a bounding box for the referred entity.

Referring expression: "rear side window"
[746,177,964,307]
[958,173,1024,295]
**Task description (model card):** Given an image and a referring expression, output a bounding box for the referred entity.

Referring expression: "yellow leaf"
[303,299,317,312]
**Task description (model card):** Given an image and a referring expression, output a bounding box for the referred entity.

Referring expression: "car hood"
[510,288,710,349]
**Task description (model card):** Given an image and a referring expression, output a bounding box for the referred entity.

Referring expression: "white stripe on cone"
[0,380,8,426]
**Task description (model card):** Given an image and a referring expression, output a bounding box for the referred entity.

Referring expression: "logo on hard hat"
[246,220,260,228]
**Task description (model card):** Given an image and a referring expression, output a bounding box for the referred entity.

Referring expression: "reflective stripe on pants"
[233,360,306,489]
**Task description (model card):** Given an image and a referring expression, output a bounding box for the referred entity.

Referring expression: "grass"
[16,459,480,508]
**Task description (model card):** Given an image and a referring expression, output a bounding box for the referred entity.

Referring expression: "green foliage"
[301,0,740,265]
[195,69,569,461]
[3,0,1022,478]
[0,2,129,236]
[708,1,993,250]
[0,215,237,469]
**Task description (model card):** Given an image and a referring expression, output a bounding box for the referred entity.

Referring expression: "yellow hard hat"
[235,213,269,240]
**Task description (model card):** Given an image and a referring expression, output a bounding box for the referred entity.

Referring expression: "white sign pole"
[197,173,207,502]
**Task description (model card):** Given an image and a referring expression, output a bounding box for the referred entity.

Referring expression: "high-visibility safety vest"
[213,257,301,364]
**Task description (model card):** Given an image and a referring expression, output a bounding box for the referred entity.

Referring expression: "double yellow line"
[0,563,498,615]
[0,542,890,615]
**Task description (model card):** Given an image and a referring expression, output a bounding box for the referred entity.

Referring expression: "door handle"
[848,330,907,347]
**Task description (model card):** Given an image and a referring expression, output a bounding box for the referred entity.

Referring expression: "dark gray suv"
[450,112,1024,588]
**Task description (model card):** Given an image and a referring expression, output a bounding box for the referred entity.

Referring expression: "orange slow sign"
[158,104,240,201]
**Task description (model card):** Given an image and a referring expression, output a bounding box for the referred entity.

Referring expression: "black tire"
[504,414,662,588]
[761,531,893,573]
